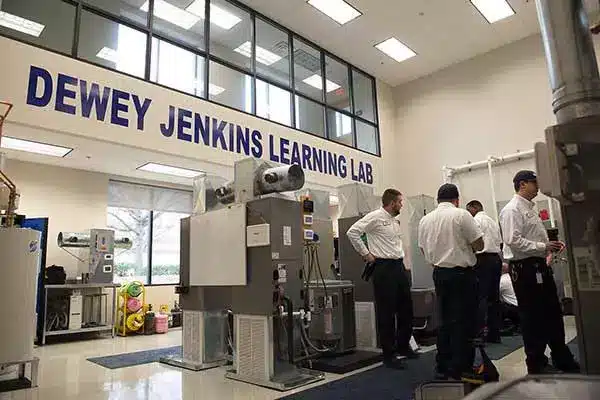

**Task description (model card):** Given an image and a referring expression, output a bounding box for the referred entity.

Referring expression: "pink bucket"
[155,314,169,334]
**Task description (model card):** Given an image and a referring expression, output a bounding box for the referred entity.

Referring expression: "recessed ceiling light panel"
[186,0,242,30]
[137,162,203,178]
[234,41,282,66]
[307,0,362,25]
[0,11,45,37]
[374,37,416,63]
[470,0,515,24]
[1,137,72,157]
[140,0,200,30]
[302,74,341,92]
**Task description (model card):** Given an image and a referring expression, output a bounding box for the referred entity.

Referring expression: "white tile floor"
[0,318,578,400]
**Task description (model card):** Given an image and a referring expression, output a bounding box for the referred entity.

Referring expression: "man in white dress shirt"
[466,200,503,343]
[418,184,484,380]
[499,170,579,374]
[347,188,415,369]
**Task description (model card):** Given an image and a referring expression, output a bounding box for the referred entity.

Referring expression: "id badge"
[536,272,543,284]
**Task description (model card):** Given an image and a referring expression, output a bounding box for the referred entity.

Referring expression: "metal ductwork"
[536,0,600,123]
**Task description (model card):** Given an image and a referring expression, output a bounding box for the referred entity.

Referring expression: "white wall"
[392,34,560,198]
[4,159,178,308]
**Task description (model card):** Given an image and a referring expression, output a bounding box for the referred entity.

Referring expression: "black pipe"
[283,296,295,364]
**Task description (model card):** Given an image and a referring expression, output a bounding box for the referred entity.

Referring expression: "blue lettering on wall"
[80,80,110,120]
[26,66,53,107]
[23,65,375,184]
[177,107,193,142]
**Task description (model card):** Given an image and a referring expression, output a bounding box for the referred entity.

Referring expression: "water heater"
[0,228,41,364]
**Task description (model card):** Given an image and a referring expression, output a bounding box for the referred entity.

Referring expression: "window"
[255,18,290,87]
[0,0,76,54]
[150,0,206,50]
[209,60,252,113]
[150,37,206,97]
[295,95,325,137]
[352,69,376,123]
[256,79,291,126]
[293,37,323,102]
[356,120,379,155]
[108,207,151,284]
[84,0,148,28]
[151,211,188,284]
[327,109,353,147]
[0,0,381,156]
[209,0,252,71]
[107,181,192,285]
[325,55,351,111]
[78,10,147,78]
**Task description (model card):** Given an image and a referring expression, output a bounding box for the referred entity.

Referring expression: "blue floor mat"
[280,339,524,400]
[485,335,523,360]
[87,346,182,369]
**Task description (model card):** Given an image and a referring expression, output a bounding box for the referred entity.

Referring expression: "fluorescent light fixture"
[137,162,203,178]
[186,0,241,30]
[307,0,361,25]
[471,0,515,24]
[234,41,282,66]
[1,137,72,157]
[96,47,118,63]
[208,83,225,96]
[303,74,341,93]
[194,81,226,96]
[140,0,199,30]
[0,11,45,37]
[374,37,416,63]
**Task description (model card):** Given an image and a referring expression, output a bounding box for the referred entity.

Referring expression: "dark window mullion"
[204,0,211,99]
[144,0,154,81]
[148,210,154,285]
[71,1,82,57]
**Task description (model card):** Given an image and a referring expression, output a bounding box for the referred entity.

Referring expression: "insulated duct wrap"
[57,231,133,249]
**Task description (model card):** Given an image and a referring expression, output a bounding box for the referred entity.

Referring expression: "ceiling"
[237,0,600,87]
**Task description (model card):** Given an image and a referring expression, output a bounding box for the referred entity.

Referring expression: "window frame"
[107,180,192,286]
[0,0,381,156]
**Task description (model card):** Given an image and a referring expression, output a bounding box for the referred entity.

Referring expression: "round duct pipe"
[257,164,305,195]
[536,0,600,123]
[57,232,133,249]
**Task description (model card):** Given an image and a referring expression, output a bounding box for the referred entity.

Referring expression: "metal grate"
[237,315,268,381]
[270,40,321,73]
[182,311,204,363]
[355,301,377,348]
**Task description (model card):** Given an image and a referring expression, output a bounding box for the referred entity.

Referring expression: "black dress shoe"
[383,359,406,370]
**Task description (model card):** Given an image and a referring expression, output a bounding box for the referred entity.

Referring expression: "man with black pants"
[466,200,503,343]
[347,188,416,369]
[499,170,579,374]
[418,184,484,380]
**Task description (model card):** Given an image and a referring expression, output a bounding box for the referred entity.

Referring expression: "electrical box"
[247,224,271,247]
[89,229,115,283]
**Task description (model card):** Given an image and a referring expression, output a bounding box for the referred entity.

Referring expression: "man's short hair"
[437,183,459,202]
[466,200,483,211]
[513,170,537,192]
[381,188,401,206]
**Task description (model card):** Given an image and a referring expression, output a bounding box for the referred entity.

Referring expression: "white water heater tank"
[0,228,40,364]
